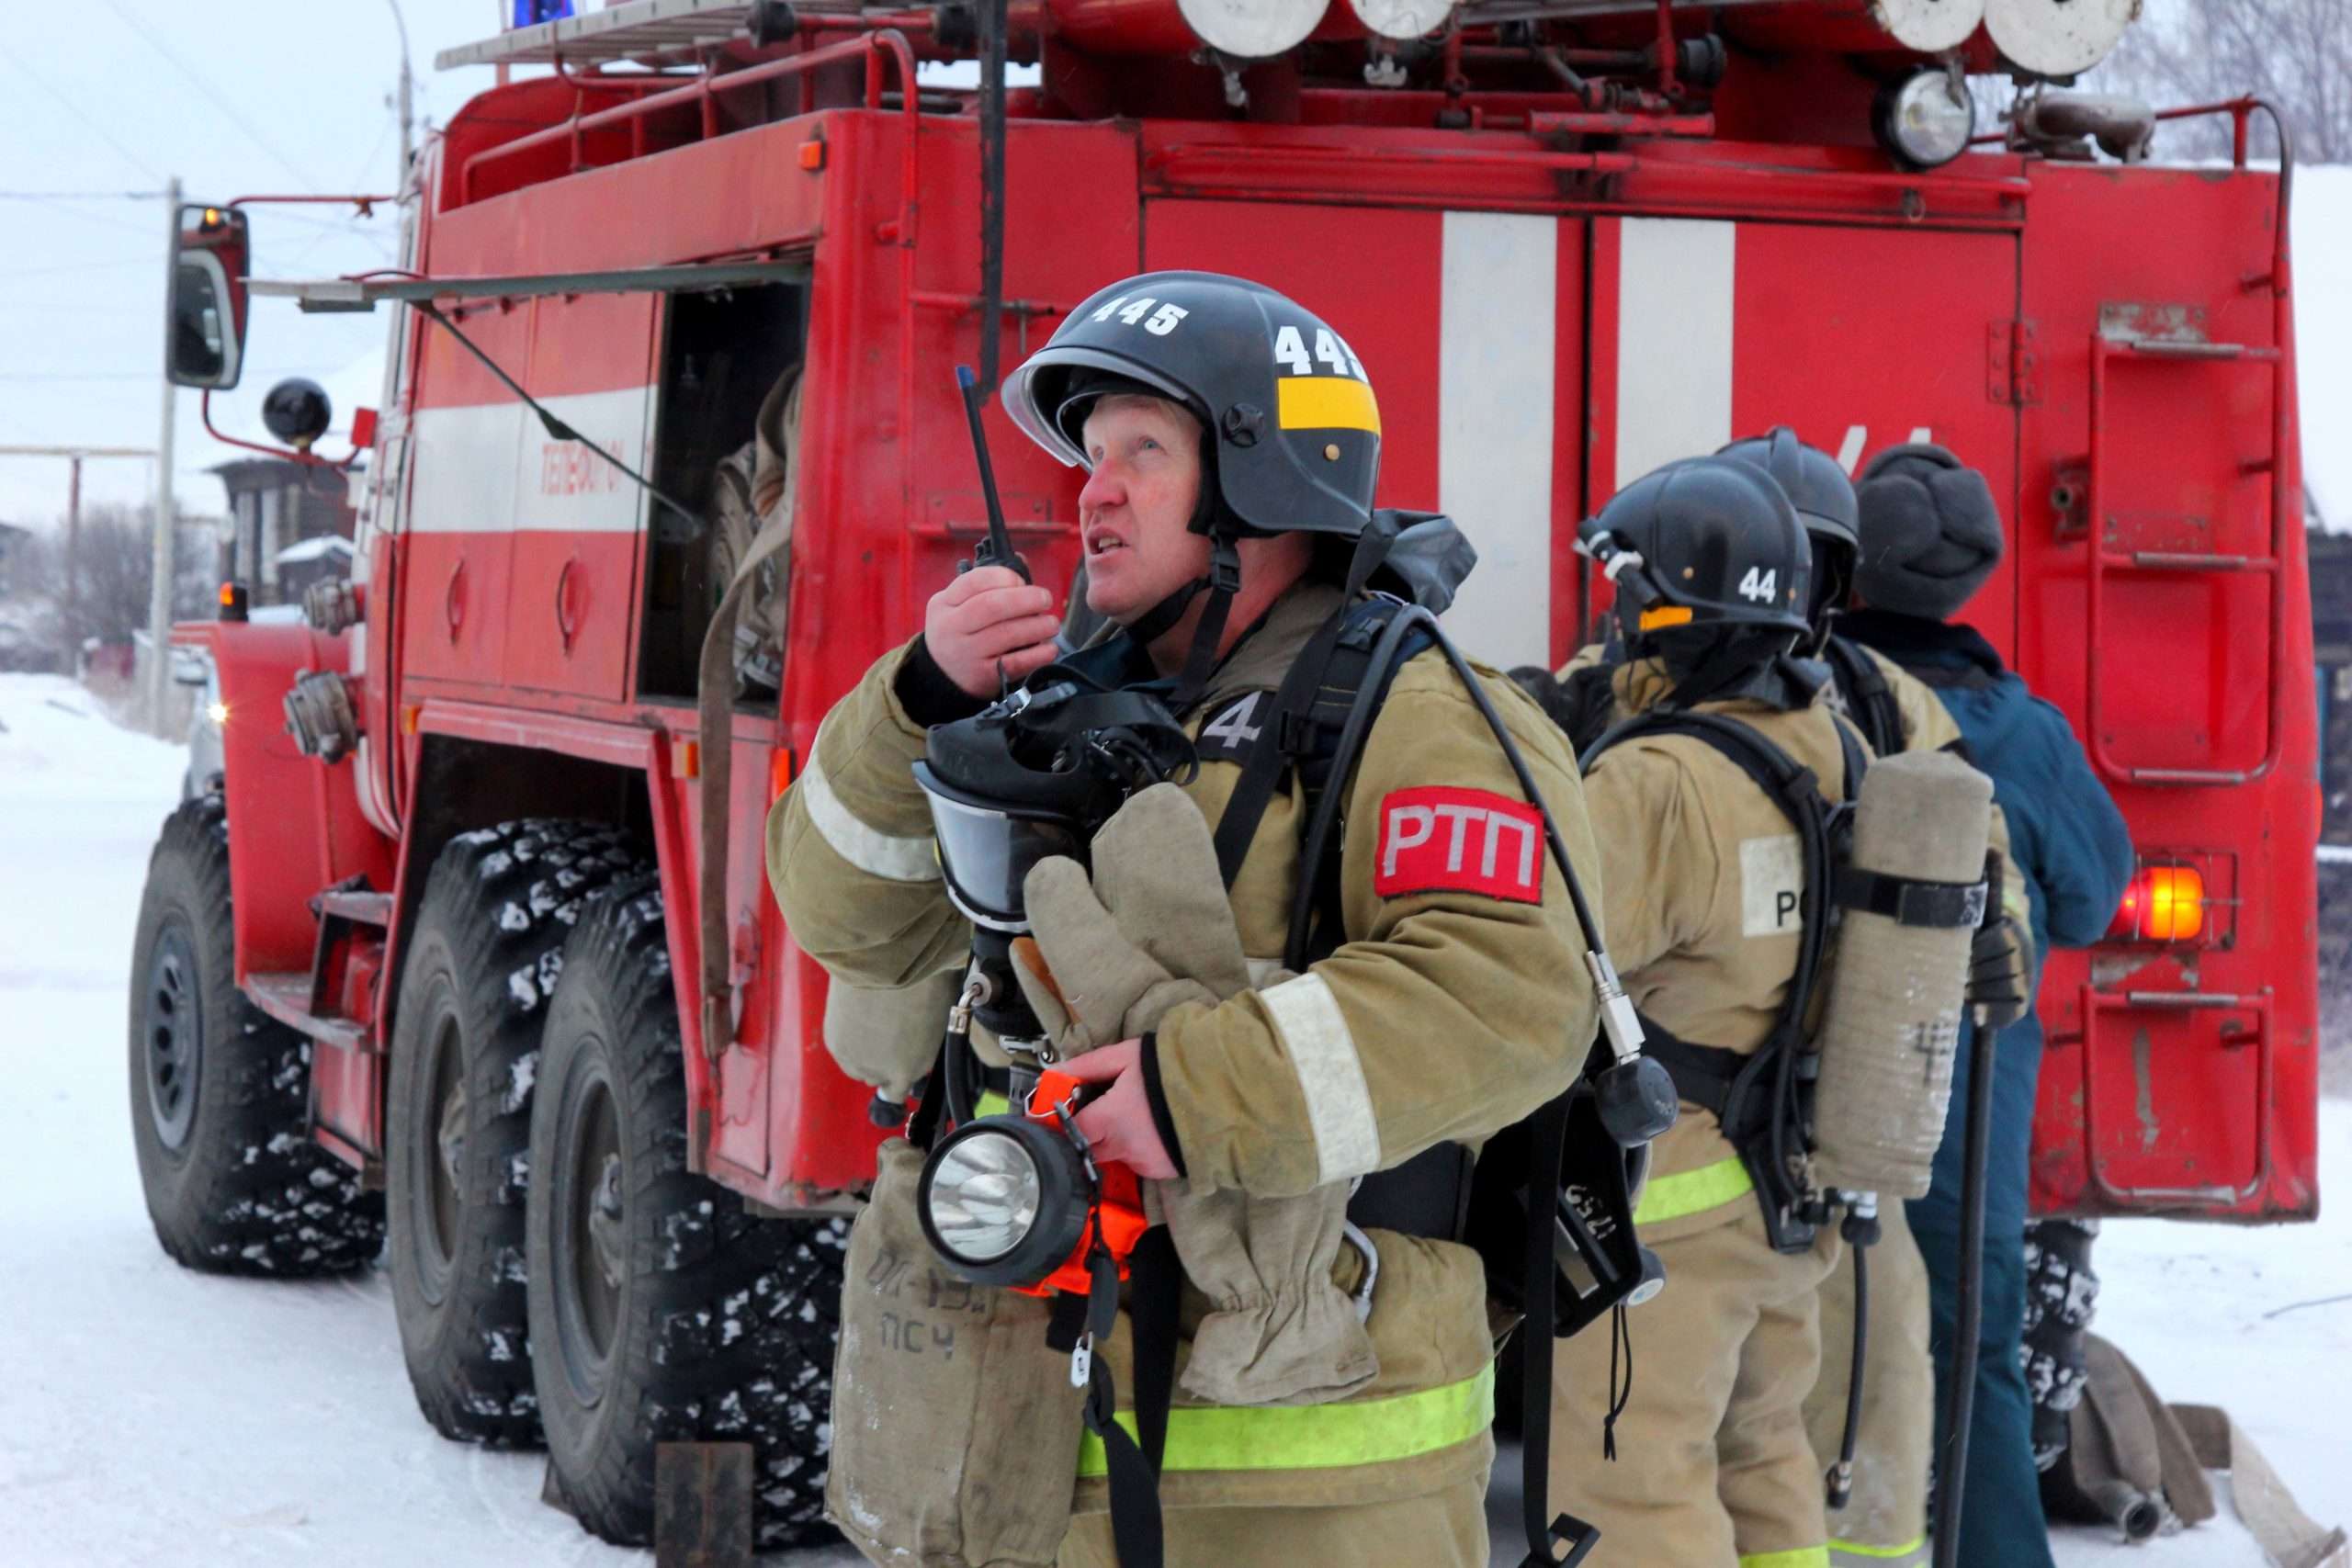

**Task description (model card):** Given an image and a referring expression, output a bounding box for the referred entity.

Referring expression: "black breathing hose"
[1931,1020,1998,1568]
[1828,1223,1869,1509]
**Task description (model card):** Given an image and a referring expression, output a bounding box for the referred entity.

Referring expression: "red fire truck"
[134,0,2316,1549]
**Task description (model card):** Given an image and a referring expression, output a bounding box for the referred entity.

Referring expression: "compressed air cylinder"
[1810,749,1993,1198]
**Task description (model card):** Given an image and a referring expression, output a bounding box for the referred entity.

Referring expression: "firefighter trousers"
[1803,1203,1934,1568]
[1552,1201,1842,1567]
[1055,1468,1489,1568]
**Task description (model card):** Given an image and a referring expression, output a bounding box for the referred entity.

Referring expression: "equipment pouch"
[828,1139,1086,1567]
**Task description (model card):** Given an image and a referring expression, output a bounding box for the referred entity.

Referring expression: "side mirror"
[166,203,250,390]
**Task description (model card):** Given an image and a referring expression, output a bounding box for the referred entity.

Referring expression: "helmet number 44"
[1086,295,1190,337]
[1737,566,1779,604]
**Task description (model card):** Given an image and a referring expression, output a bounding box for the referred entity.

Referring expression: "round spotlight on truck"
[1349,0,1457,41]
[916,1116,1092,1288]
[1876,68,1976,171]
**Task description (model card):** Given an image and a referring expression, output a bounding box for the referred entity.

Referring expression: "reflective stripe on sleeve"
[797,728,940,884]
[1631,1154,1755,1227]
[1260,972,1380,1186]
[1079,1361,1491,1477]
[1739,1551,1829,1568]
[1829,1536,1928,1565]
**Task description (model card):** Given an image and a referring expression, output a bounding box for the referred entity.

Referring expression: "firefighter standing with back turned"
[1843,444,2132,1568]
[768,271,1609,1568]
[1544,457,1862,1566]
[1521,431,2034,1567]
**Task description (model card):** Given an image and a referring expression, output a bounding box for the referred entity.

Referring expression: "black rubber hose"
[1931,1021,1998,1568]
[1828,1233,1869,1509]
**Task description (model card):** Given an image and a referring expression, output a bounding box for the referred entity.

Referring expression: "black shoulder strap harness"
[1205,598,1481,1242]
[1580,709,1869,1254]
[1823,633,1905,761]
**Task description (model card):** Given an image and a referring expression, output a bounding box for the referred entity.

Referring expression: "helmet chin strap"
[1122,431,1245,709]
[1124,536,1242,710]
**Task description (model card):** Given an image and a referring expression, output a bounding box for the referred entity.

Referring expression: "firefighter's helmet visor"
[1003,346,1200,470]
[913,764,1088,931]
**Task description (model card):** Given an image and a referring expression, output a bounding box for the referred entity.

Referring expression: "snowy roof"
[276,536,354,566]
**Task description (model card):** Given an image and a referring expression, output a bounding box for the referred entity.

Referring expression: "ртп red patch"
[1374,786,1545,904]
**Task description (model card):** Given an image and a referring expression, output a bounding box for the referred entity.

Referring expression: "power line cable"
[0,190,167,200]
[94,0,322,193]
[6,195,164,239]
[0,257,156,281]
[0,54,166,184]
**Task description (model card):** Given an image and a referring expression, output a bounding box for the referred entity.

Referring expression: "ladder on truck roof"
[435,0,867,71]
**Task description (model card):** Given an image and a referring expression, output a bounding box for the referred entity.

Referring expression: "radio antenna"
[956,365,1031,583]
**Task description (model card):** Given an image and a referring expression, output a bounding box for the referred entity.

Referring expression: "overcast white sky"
[0,1,530,528]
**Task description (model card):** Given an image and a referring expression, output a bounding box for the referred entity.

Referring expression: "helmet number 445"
[1737,566,1779,604]
[1085,295,1191,336]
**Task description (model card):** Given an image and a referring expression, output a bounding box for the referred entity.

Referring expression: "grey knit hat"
[1854,443,2005,620]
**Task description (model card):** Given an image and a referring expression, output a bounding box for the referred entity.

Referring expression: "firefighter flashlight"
[915,1068,1148,1294]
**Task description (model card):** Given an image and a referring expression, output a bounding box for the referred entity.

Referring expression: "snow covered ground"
[0,672,2341,1566]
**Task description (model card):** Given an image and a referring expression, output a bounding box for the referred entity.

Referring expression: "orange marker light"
[674,739,701,780]
[769,746,796,803]
[798,140,826,171]
[2112,865,2205,942]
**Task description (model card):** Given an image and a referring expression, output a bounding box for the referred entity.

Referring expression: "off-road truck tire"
[387,820,642,1447]
[129,795,384,1275]
[527,877,845,1549]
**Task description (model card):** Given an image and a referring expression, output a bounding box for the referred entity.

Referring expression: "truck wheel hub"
[142,924,204,1152]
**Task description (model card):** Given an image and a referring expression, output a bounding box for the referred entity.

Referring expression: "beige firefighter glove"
[1010,783,1377,1407]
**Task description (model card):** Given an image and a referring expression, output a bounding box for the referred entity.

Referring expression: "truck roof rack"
[435,0,770,72]
[250,259,808,312]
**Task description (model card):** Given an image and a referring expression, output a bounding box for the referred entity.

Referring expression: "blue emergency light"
[513,0,574,26]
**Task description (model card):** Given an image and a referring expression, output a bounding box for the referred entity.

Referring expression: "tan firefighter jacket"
[1577,660,1867,1244]
[767,576,1603,1511]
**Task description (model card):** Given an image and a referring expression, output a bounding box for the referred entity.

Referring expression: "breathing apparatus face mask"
[912,672,1199,934]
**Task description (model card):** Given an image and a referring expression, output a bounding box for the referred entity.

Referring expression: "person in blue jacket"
[1838,444,2133,1568]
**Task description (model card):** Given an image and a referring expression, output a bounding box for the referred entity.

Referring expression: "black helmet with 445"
[1002,270,1381,542]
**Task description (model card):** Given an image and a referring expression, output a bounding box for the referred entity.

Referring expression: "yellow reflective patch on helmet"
[1637,605,1695,631]
[1276,377,1381,435]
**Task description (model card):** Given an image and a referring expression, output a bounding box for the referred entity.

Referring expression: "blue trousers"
[1905,1016,2053,1568]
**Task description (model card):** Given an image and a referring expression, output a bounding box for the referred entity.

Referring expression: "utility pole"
[387,0,415,176]
[0,445,156,667]
[66,455,81,648]
[149,175,181,735]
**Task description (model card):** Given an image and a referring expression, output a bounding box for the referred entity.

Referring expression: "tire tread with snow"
[388,819,643,1448]
[129,795,384,1275]
[528,875,845,1550]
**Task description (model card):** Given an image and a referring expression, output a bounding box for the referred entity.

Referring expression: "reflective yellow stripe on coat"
[1078,1361,1492,1476]
[1632,1154,1755,1227]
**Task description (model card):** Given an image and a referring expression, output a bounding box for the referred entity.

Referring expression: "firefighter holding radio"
[768,271,1645,1568]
